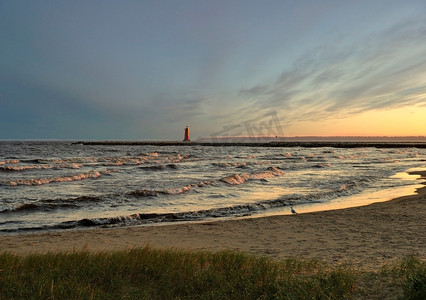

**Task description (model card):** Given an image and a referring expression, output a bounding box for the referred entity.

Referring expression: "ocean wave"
[25,152,188,167]
[220,173,250,185]
[128,184,195,197]
[212,162,248,168]
[0,176,384,232]
[220,167,285,185]
[128,166,285,197]
[322,150,336,154]
[55,193,322,229]
[0,196,103,213]
[96,153,191,166]
[139,164,179,171]
[0,165,49,172]
[127,189,165,197]
[312,163,331,168]
[0,159,19,165]
[140,165,167,171]
[7,170,115,186]
[60,163,83,169]
[0,163,82,172]
[0,220,23,226]
[101,157,143,166]
[1,202,74,213]
[1,180,366,230]
[197,180,213,187]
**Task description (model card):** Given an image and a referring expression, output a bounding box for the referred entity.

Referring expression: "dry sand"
[1,171,425,269]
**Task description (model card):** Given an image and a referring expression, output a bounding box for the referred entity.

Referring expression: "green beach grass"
[0,246,424,299]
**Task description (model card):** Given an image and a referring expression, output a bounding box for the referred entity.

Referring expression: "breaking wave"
[7,170,115,186]
[54,182,363,229]
[0,163,82,172]
[128,167,285,197]
[2,140,424,234]
[221,167,285,185]
[0,196,103,213]
[128,184,195,197]
[0,160,19,165]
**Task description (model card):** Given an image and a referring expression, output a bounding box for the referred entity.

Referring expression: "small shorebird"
[291,207,297,214]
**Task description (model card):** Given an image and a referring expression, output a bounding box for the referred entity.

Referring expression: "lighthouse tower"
[183,126,190,141]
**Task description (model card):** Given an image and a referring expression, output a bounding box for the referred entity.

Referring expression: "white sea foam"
[166,184,194,195]
[8,170,114,186]
[0,163,82,172]
[221,173,250,185]
[0,160,19,165]
[221,167,285,185]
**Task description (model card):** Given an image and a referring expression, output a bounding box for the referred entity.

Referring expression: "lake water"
[0,141,425,233]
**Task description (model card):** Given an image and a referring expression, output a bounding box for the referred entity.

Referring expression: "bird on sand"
[291,207,297,214]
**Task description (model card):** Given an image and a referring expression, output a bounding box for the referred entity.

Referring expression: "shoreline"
[1,171,425,269]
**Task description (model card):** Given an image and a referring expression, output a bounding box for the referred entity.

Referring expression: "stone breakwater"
[73,140,426,148]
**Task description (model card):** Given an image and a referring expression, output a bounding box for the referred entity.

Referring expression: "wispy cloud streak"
[236,18,426,127]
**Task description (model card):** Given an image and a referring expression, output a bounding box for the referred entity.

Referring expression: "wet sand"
[1,171,425,270]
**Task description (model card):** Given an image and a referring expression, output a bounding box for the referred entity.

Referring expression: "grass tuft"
[0,246,424,299]
[387,256,426,300]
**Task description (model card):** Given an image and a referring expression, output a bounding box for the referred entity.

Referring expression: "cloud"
[2,1,425,139]
[236,17,426,127]
[239,85,269,98]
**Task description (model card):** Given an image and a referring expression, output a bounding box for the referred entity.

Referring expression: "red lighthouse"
[183,126,190,141]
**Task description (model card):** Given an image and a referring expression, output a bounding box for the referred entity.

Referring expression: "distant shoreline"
[72,140,426,148]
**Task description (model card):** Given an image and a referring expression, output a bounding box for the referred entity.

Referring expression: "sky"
[1,0,426,140]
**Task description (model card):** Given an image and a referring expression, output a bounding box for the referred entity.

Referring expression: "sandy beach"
[1,171,425,270]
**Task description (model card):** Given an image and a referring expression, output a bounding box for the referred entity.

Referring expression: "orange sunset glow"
[287,106,426,137]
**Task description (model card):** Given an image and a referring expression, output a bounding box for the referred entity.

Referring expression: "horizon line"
[2,135,426,142]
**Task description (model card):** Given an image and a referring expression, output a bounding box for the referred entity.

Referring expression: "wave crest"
[7,170,114,186]
[0,160,19,165]
[221,167,285,185]
[128,184,195,197]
